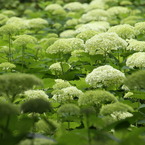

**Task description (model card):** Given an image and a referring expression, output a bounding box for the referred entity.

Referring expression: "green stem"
[8,34,12,62]
[21,46,25,73]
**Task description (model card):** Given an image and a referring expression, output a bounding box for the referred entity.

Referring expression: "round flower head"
[0,23,19,35]
[134,22,145,35]
[28,18,48,30]
[0,62,16,71]
[49,62,71,75]
[6,17,28,30]
[108,24,135,39]
[76,30,98,42]
[46,38,84,54]
[0,14,8,26]
[75,22,110,33]
[127,39,145,52]
[53,79,71,90]
[107,6,130,17]
[64,2,84,12]
[100,102,133,116]
[60,30,77,38]
[71,49,85,57]
[85,32,127,55]
[85,65,125,88]
[45,4,63,12]
[110,111,133,121]
[65,19,79,27]
[13,35,37,48]
[126,52,145,68]
[0,46,15,54]
[80,9,109,23]
[86,0,105,11]
[24,90,49,100]
[78,90,117,107]
[124,70,145,90]
[1,10,16,17]
[21,98,52,114]
[57,104,80,121]
[52,86,83,103]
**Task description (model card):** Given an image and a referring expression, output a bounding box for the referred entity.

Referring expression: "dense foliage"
[1,0,145,145]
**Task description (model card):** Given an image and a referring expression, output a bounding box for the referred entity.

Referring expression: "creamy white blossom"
[135,22,145,35]
[0,62,16,70]
[126,52,145,68]
[85,32,127,55]
[108,24,135,39]
[127,39,145,51]
[24,90,49,100]
[85,65,125,88]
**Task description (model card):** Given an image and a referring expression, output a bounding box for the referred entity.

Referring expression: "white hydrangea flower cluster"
[71,50,85,57]
[76,30,98,42]
[135,22,145,35]
[49,62,62,73]
[126,52,145,68]
[60,30,77,38]
[85,65,125,88]
[27,18,48,30]
[53,79,71,90]
[46,38,85,54]
[64,2,84,12]
[0,46,15,53]
[0,62,16,70]
[80,9,109,23]
[65,19,79,27]
[85,32,127,55]
[127,39,145,51]
[75,22,110,33]
[13,35,37,47]
[107,6,130,16]
[6,17,28,30]
[24,90,49,100]
[0,14,8,25]
[108,24,135,39]
[1,10,16,17]
[86,0,105,11]
[52,86,83,103]
[111,111,133,120]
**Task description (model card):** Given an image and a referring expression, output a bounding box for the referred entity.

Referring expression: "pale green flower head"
[45,4,63,12]
[80,9,109,23]
[78,90,117,107]
[126,52,145,68]
[108,24,135,39]
[0,62,16,71]
[86,0,105,11]
[0,23,19,35]
[107,6,130,17]
[52,86,83,103]
[71,49,85,57]
[76,30,98,42]
[13,35,37,48]
[85,32,127,55]
[64,2,84,12]
[121,16,143,25]
[65,19,79,27]
[110,111,133,121]
[0,14,8,26]
[60,30,77,38]
[57,104,80,120]
[135,22,145,35]
[75,21,110,33]
[24,90,49,100]
[53,79,71,90]
[28,18,48,30]
[49,62,71,75]
[6,17,28,30]
[0,46,15,54]
[1,10,16,17]
[127,39,145,52]
[100,102,133,116]
[85,65,126,88]
[46,38,85,54]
